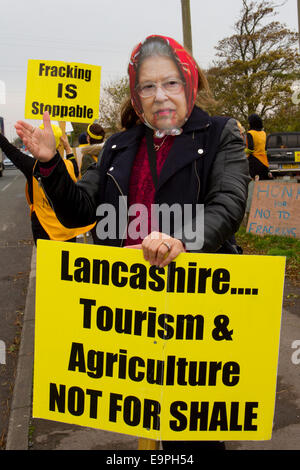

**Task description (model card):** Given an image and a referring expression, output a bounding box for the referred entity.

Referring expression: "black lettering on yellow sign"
[31,102,93,120]
[39,63,92,82]
[60,250,259,296]
[48,384,161,430]
[57,83,77,99]
[169,400,258,431]
[48,383,258,432]
[49,383,102,419]
[79,298,204,340]
[78,298,235,343]
[67,342,240,387]
[212,315,234,341]
[109,393,161,430]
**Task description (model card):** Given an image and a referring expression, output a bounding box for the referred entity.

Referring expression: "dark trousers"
[248,155,270,180]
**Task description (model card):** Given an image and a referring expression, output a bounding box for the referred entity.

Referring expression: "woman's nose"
[154,84,168,101]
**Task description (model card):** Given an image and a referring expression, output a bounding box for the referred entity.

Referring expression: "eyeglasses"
[136,78,185,98]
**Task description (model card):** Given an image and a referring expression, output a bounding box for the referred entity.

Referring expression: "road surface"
[0,167,33,448]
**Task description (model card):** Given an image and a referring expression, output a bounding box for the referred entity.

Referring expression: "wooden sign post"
[138,438,160,450]
[58,121,66,158]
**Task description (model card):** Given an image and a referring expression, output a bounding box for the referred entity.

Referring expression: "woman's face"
[137,56,187,131]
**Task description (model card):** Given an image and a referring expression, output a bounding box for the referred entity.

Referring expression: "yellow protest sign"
[25,60,101,123]
[33,240,285,441]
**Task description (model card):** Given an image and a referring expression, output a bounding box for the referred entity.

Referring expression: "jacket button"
[109,166,114,171]
[112,144,117,149]
[198,149,204,155]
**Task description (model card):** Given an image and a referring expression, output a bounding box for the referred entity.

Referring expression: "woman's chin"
[151,118,180,130]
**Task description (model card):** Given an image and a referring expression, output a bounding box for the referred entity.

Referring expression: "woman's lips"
[154,109,175,117]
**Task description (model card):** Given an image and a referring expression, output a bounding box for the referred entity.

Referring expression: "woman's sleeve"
[199,118,250,252]
[0,133,34,179]
[35,152,103,228]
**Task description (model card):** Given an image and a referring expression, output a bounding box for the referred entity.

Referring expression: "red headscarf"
[128,35,199,133]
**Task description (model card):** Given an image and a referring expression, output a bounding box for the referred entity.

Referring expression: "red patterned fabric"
[128,35,199,127]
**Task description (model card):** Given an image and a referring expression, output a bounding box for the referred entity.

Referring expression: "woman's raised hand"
[15,111,56,162]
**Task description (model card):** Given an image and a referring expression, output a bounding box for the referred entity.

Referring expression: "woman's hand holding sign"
[15,111,56,162]
[142,232,185,268]
[126,232,185,268]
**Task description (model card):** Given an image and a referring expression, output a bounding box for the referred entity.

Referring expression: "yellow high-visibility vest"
[247,130,269,167]
[26,159,95,240]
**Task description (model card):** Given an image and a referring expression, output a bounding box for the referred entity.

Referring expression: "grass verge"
[236,226,300,286]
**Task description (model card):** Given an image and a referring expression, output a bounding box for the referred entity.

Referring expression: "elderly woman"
[15,35,249,268]
[16,33,250,451]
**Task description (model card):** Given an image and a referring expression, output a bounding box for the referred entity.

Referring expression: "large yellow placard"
[25,60,101,123]
[33,240,285,441]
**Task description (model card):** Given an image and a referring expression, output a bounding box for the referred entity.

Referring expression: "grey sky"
[0,0,298,139]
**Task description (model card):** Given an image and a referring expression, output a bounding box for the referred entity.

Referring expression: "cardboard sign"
[247,181,300,238]
[25,60,101,123]
[33,240,285,441]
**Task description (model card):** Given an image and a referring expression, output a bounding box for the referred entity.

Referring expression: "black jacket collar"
[110,106,212,148]
[106,106,212,194]
[182,106,212,133]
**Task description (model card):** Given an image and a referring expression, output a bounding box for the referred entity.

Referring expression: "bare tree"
[206,0,300,130]
[99,76,130,134]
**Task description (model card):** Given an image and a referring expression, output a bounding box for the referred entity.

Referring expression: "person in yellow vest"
[0,124,94,244]
[245,113,271,180]
[59,133,79,178]
[80,122,105,176]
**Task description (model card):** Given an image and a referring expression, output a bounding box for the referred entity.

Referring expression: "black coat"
[37,107,250,252]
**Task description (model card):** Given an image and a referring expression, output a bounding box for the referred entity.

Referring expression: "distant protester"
[80,122,105,176]
[78,132,88,145]
[245,113,271,180]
